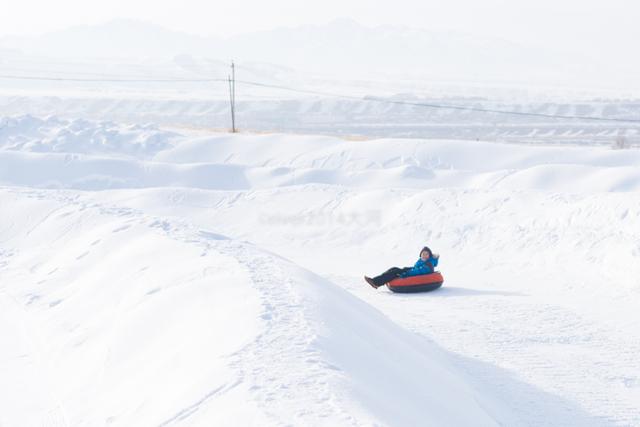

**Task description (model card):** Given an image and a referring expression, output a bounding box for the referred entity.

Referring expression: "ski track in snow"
[219,246,354,427]
[338,276,640,426]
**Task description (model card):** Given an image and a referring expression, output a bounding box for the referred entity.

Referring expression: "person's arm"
[401,259,420,277]
[412,259,434,276]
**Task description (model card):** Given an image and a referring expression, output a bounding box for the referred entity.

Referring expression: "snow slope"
[2,114,640,425]
[0,189,509,427]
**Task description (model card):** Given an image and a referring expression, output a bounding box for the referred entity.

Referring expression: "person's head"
[420,246,432,261]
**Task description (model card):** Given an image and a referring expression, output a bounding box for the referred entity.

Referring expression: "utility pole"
[228,61,236,133]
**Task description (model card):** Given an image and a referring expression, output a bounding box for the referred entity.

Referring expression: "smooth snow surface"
[1,114,640,426]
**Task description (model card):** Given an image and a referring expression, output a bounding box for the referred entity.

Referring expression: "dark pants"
[371,267,412,287]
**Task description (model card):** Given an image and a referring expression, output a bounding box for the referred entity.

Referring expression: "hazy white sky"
[3,0,639,52]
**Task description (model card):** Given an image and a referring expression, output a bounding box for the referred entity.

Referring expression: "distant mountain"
[0,19,213,59]
[0,18,630,89]
[224,19,578,80]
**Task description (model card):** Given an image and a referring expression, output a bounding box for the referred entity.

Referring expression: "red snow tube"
[387,272,444,293]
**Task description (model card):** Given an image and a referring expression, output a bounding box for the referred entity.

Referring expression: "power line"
[0,66,214,80]
[236,79,363,100]
[235,80,640,124]
[373,98,640,123]
[0,74,226,83]
[2,73,640,123]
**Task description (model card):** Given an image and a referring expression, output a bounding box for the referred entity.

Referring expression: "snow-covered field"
[1,114,640,426]
[2,93,640,145]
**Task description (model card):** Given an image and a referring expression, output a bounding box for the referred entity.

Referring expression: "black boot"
[364,276,379,289]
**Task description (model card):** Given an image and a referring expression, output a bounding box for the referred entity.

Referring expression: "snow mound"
[0,115,178,159]
[2,116,640,192]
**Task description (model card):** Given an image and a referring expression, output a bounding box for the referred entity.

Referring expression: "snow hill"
[1,114,640,426]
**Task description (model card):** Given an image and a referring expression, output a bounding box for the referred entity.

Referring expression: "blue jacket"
[400,256,439,277]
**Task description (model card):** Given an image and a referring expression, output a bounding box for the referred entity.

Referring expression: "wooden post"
[228,61,236,133]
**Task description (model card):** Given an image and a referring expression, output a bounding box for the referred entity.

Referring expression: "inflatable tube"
[387,272,444,293]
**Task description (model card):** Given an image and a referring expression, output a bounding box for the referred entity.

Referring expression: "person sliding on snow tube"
[364,246,440,289]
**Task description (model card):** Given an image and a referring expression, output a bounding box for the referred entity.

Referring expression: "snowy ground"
[1,115,640,426]
[2,94,640,145]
